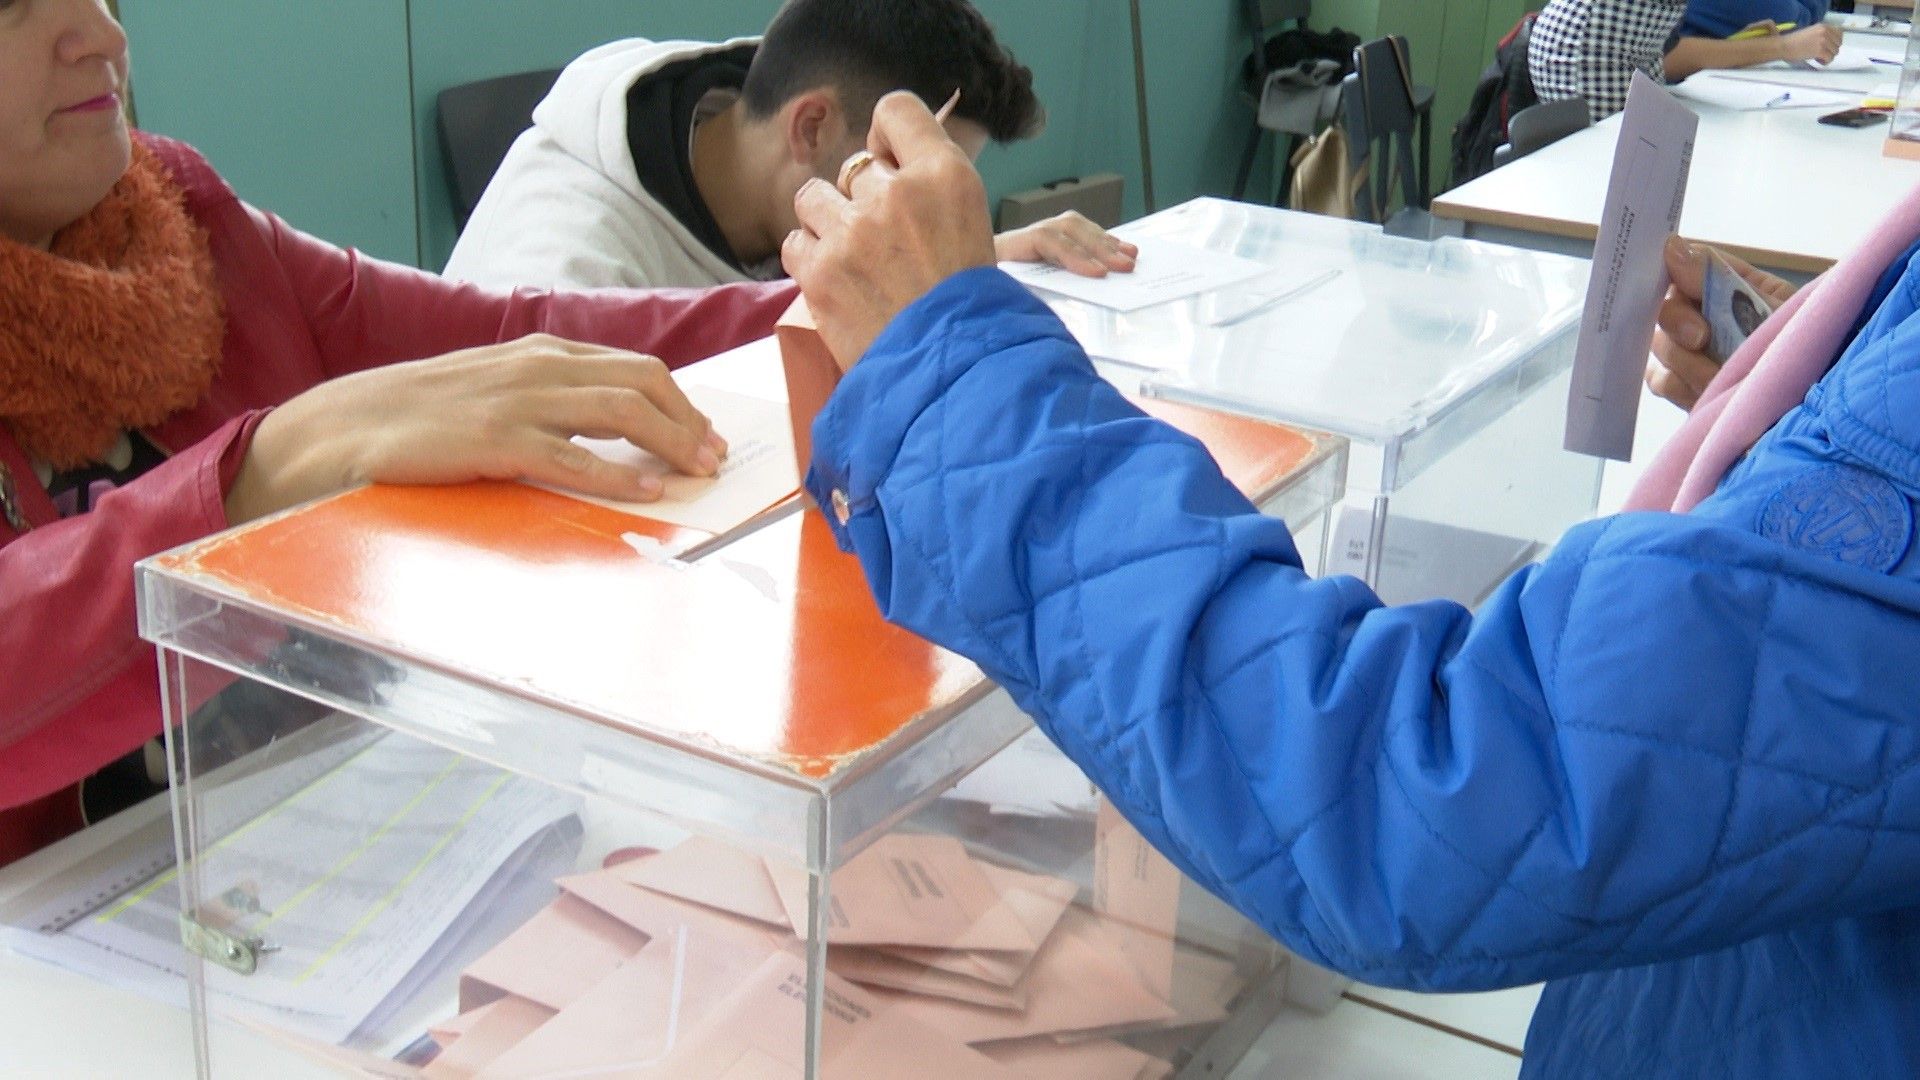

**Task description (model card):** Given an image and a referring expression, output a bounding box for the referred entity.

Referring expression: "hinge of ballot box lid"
[179,913,263,975]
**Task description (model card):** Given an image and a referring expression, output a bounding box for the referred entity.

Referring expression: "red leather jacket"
[0,135,795,864]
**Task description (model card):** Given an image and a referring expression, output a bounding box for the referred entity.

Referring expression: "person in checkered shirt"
[1529,0,1841,120]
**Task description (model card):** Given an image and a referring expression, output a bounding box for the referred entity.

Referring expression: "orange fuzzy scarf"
[0,143,225,470]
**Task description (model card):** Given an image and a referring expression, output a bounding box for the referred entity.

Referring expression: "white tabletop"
[1236,996,1524,1079]
[0,793,341,1079]
[1434,34,1920,276]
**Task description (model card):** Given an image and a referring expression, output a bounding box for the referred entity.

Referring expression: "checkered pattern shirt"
[1528,0,1689,120]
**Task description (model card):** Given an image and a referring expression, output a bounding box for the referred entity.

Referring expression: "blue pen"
[1764,91,1792,108]
[1871,57,1901,66]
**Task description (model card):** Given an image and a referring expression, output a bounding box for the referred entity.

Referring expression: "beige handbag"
[1287,124,1363,219]
[1290,36,1418,222]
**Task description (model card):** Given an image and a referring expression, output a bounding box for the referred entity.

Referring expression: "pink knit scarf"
[1624,183,1920,513]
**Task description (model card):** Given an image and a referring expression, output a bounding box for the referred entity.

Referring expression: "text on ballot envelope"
[1566,73,1697,461]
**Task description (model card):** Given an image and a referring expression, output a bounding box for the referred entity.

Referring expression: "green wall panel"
[405,0,779,271]
[1311,0,1385,38]
[115,1,1536,269]
[1139,0,1265,214]
[1073,3,1150,213]
[1073,0,1276,218]
[117,0,418,265]
[963,1,1092,223]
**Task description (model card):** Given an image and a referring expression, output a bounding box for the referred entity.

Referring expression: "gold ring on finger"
[837,150,877,198]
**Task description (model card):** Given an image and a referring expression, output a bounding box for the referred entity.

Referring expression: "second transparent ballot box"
[1885,13,1920,160]
[130,335,1349,1078]
[1043,198,1602,607]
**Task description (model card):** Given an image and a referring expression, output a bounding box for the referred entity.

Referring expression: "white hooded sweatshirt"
[444,37,770,290]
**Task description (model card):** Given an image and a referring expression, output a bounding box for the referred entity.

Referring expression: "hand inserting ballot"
[781,92,1001,369]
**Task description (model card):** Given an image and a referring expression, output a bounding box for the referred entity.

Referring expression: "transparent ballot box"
[1045,198,1601,607]
[130,336,1348,1079]
[1886,14,1920,160]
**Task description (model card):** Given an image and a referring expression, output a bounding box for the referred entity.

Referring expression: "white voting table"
[1435,32,1920,279]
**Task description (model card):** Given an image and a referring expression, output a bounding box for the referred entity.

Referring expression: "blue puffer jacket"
[806,254,1920,1077]
[1680,0,1830,39]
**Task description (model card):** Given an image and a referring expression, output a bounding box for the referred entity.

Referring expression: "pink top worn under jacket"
[1624,182,1920,514]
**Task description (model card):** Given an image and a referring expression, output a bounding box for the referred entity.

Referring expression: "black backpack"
[1449,15,1539,188]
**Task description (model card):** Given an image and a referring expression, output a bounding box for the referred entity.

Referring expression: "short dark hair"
[740,0,1045,144]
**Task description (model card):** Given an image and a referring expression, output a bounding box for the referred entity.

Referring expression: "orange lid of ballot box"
[150,353,1336,786]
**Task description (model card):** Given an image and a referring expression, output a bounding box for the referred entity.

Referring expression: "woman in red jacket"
[0,0,796,864]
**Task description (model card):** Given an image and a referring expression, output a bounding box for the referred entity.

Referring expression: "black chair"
[1343,36,1436,226]
[437,68,564,230]
[1233,0,1320,204]
[1492,98,1592,169]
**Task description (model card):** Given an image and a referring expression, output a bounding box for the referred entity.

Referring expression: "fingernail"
[637,475,664,499]
[698,447,721,475]
[1666,235,1695,260]
[1686,318,1710,351]
[706,429,730,457]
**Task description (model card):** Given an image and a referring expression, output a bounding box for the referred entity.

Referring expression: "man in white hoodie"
[444,0,1135,291]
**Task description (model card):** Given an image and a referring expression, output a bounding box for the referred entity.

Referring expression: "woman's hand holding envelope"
[1647,237,1799,411]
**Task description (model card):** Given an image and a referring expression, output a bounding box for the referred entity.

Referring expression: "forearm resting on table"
[1666,35,1792,80]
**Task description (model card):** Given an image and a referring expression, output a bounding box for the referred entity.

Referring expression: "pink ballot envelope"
[429,1003,490,1047]
[558,867,788,958]
[868,908,1176,1044]
[764,833,1035,951]
[1047,939,1240,1045]
[1094,799,1181,1002]
[542,385,801,535]
[476,926,786,1079]
[428,995,544,1048]
[595,950,1023,1079]
[830,946,1032,1011]
[244,1023,426,1079]
[776,297,842,483]
[423,997,556,1080]
[979,1037,1174,1080]
[876,862,1079,987]
[613,835,793,928]
[459,893,648,1013]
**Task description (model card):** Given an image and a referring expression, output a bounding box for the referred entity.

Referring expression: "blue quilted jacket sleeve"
[806,269,1920,992]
